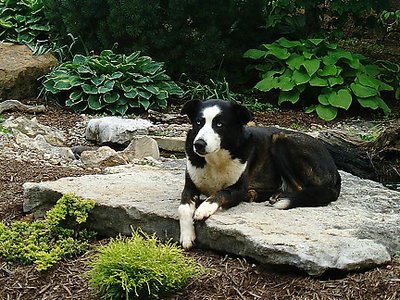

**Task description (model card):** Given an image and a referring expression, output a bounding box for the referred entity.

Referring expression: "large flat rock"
[23,165,400,276]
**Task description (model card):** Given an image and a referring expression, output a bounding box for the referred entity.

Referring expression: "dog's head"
[181,99,253,157]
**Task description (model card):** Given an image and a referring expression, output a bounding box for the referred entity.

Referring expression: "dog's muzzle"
[194,139,207,156]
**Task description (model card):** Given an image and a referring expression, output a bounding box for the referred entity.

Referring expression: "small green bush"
[380,10,400,40]
[42,50,183,115]
[89,230,202,300]
[244,38,394,121]
[376,60,400,100]
[0,193,95,271]
[0,0,50,44]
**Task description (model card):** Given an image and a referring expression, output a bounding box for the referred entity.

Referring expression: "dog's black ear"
[180,100,201,122]
[233,103,253,125]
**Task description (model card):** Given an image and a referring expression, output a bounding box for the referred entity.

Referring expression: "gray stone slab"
[23,166,400,276]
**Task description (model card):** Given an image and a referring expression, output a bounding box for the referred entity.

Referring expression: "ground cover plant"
[0,193,95,271]
[244,37,394,121]
[42,50,183,115]
[88,229,203,300]
[0,0,50,44]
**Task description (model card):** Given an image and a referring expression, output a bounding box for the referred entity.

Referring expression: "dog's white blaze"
[187,149,247,196]
[194,201,219,220]
[178,202,196,249]
[273,198,291,210]
[194,105,221,154]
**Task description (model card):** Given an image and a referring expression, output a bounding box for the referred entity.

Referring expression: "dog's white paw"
[178,203,196,249]
[194,201,219,221]
[272,198,291,210]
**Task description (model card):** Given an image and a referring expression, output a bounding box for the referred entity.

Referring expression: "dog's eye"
[195,119,202,126]
[216,122,223,128]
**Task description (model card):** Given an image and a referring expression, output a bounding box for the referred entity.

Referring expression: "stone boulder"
[80,146,127,168]
[23,166,400,276]
[122,136,160,161]
[85,117,153,146]
[0,42,57,99]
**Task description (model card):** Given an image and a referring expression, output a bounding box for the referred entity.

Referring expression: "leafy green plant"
[0,193,95,271]
[380,10,400,41]
[244,38,394,121]
[376,60,400,100]
[88,229,203,300]
[0,0,50,44]
[42,50,183,115]
[180,76,237,102]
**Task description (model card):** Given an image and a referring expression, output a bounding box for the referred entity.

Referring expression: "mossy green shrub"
[42,0,266,82]
[42,50,183,115]
[376,60,400,100]
[89,230,203,300]
[244,38,394,121]
[0,0,50,44]
[0,193,95,271]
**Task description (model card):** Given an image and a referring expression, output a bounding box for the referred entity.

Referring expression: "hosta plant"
[244,38,394,121]
[0,0,50,44]
[42,50,183,115]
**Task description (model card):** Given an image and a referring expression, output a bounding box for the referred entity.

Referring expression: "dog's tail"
[273,176,341,210]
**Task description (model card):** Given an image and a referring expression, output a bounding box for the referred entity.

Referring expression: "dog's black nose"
[194,139,207,155]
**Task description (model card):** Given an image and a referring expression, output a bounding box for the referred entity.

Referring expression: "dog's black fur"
[178,99,341,249]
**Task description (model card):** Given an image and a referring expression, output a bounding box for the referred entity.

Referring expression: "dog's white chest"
[187,150,247,196]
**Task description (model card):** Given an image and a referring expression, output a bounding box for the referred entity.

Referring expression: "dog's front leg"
[178,173,200,249]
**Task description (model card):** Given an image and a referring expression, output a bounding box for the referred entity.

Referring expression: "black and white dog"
[178,99,341,249]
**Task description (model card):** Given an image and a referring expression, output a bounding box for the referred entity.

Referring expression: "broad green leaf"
[287,55,305,70]
[54,80,73,91]
[115,104,128,115]
[243,49,266,59]
[292,69,310,85]
[350,83,377,98]
[310,75,329,87]
[316,104,337,121]
[157,98,168,108]
[318,64,338,77]
[364,64,381,77]
[328,76,344,87]
[277,77,295,91]
[326,43,338,50]
[69,91,83,102]
[157,91,168,100]
[263,44,290,60]
[29,24,50,31]
[0,19,14,29]
[69,100,88,112]
[125,51,141,63]
[318,92,330,105]
[87,95,103,110]
[377,80,394,92]
[128,99,140,108]
[77,66,93,74]
[109,71,123,79]
[328,89,352,110]
[304,105,316,113]
[278,90,300,105]
[103,92,120,103]
[98,80,115,93]
[100,50,114,57]
[121,83,134,93]
[322,55,336,66]
[357,96,379,109]
[91,74,106,86]
[124,89,139,99]
[277,37,301,48]
[82,84,98,94]
[143,61,163,75]
[143,85,160,95]
[42,79,58,94]
[255,77,279,92]
[132,75,151,83]
[303,59,321,76]
[308,39,324,46]
[138,89,152,100]
[375,98,391,115]
[139,99,151,110]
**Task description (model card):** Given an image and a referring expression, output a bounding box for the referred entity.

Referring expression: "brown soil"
[0,102,399,300]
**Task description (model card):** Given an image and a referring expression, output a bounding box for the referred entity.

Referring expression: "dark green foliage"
[376,60,400,100]
[380,9,400,40]
[42,50,183,115]
[42,0,266,82]
[89,230,203,300]
[0,193,95,271]
[264,0,390,39]
[244,38,394,121]
[0,0,50,44]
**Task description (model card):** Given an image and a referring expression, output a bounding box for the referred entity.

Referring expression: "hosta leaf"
[103,92,120,103]
[115,104,128,115]
[328,76,344,87]
[138,89,152,100]
[309,75,329,87]
[91,74,106,86]
[87,95,103,110]
[277,76,295,91]
[42,79,58,94]
[308,39,324,46]
[302,59,320,76]
[316,104,337,121]
[318,65,338,77]
[292,69,310,85]
[157,98,168,108]
[142,61,163,75]
[264,44,290,60]
[98,80,115,93]
[0,20,14,29]
[124,89,139,99]
[278,90,300,105]
[110,71,123,79]
[77,66,93,74]
[375,98,391,115]
[303,51,314,59]
[29,24,50,31]
[350,83,377,98]
[125,51,141,63]
[243,49,267,59]
[357,96,379,109]
[132,75,151,83]
[54,79,73,91]
[287,55,305,70]
[139,99,151,110]
[157,91,168,100]
[121,83,134,93]
[82,84,98,94]
[143,85,160,95]
[277,38,301,48]
[69,100,88,112]
[128,99,140,108]
[304,105,316,113]
[318,92,330,105]
[328,89,352,110]
[255,77,279,92]
[69,91,83,102]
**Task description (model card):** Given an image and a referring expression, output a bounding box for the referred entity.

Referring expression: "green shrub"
[0,0,50,44]
[42,50,183,115]
[244,38,394,121]
[43,0,266,82]
[89,230,202,300]
[380,10,400,40]
[376,60,400,100]
[0,193,95,271]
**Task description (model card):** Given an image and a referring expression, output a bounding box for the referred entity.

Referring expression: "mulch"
[0,101,399,300]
